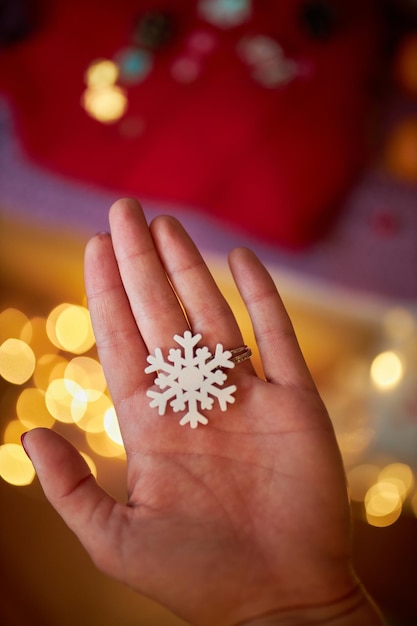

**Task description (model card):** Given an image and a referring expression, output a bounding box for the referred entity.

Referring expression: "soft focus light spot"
[115,47,153,84]
[85,58,119,87]
[86,430,126,459]
[171,57,201,83]
[76,393,112,433]
[347,464,380,502]
[16,387,55,429]
[0,338,36,384]
[47,304,95,354]
[365,481,402,527]
[378,463,414,501]
[80,451,97,478]
[104,406,123,445]
[0,443,35,486]
[3,419,28,444]
[82,85,128,123]
[0,308,30,343]
[34,354,68,390]
[46,304,69,347]
[199,0,252,28]
[65,357,106,401]
[45,379,87,423]
[370,351,404,390]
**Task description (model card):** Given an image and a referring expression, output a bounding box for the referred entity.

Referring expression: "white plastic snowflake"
[145,331,237,428]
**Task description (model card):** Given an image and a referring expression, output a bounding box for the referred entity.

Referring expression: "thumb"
[21,428,125,577]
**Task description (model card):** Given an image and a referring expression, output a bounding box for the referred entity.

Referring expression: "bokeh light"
[0,308,31,343]
[84,58,119,87]
[365,481,403,527]
[3,419,28,445]
[378,463,414,501]
[16,387,55,429]
[33,353,68,390]
[86,430,126,459]
[103,406,123,445]
[46,304,95,353]
[45,378,87,423]
[0,338,36,384]
[82,85,128,123]
[0,443,36,486]
[75,392,113,433]
[65,357,107,401]
[370,350,404,390]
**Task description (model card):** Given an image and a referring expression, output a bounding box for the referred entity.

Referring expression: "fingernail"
[21,432,31,460]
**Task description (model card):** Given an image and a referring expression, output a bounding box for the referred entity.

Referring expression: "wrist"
[235,585,385,626]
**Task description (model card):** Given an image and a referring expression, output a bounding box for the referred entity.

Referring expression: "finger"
[21,429,125,579]
[109,198,189,354]
[84,230,148,407]
[150,216,250,362]
[229,247,316,389]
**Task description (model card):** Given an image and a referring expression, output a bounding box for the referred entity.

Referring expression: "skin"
[23,198,384,626]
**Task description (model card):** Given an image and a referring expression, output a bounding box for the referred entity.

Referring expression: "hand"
[22,199,383,625]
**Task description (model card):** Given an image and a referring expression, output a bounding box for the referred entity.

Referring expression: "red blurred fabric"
[0,0,382,247]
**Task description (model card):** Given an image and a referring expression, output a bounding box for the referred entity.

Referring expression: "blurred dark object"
[0,0,38,47]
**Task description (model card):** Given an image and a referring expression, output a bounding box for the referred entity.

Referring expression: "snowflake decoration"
[145,331,237,428]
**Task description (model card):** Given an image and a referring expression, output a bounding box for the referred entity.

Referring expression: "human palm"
[24,199,380,626]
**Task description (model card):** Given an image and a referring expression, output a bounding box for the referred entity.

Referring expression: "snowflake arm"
[145,348,175,375]
[147,386,179,415]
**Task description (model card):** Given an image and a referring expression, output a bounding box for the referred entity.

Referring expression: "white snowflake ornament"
[145,331,237,428]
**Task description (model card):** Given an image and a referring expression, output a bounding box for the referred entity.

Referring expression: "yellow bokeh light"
[378,463,414,502]
[82,85,128,123]
[347,464,380,502]
[370,351,404,390]
[85,58,119,87]
[34,353,68,390]
[3,419,28,444]
[16,387,55,429]
[0,338,36,384]
[86,430,126,459]
[75,392,112,433]
[65,357,106,401]
[0,443,36,486]
[47,304,95,354]
[45,378,87,423]
[365,481,402,527]
[103,406,123,446]
[0,308,31,343]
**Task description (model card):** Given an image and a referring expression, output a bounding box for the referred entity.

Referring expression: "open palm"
[24,199,381,626]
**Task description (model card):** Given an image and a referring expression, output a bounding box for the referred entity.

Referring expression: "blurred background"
[1,0,417,624]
